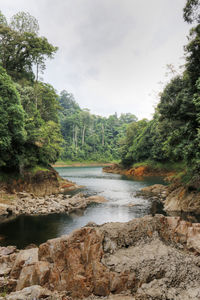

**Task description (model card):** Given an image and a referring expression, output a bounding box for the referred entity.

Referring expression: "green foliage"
[36,121,63,165]
[132,161,186,172]
[59,90,137,162]
[0,65,26,171]
[183,0,200,23]
[15,83,62,168]
[10,11,39,34]
[0,13,57,82]
[0,10,7,26]
[120,5,200,188]
[0,12,62,175]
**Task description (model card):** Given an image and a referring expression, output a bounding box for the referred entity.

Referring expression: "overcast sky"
[1,0,190,119]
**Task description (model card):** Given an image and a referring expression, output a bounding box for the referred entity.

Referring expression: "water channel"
[0,166,166,248]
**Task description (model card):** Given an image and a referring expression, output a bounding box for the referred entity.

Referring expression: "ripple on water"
[0,166,166,248]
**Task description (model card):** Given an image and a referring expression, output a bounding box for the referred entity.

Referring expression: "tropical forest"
[0,1,200,299]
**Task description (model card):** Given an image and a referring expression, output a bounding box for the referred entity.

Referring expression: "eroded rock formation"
[1,215,200,299]
[141,184,200,214]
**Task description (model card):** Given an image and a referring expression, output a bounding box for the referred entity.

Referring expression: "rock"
[187,223,200,252]
[10,248,38,279]
[85,296,135,300]
[24,244,38,250]
[0,190,106,218]
[17,192,31,199]
[164,186,200,213]
[1,285,66,300]
[86,195,108,203]
[0,246,17,257]
[139,183,200,214]
[139,184,168,202]
[141,184,168,195]
[38,227,110,298]
[0,203,10,216]
[0,277,17,294]
[2,216,200,299]
[16,261,50,291]
[0,248,18,278]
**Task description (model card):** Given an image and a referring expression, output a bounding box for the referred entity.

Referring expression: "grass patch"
[28,165,50,174]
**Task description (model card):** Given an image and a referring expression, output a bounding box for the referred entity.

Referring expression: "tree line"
[59,90,137,162]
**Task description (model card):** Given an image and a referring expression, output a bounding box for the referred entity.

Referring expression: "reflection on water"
[0,166,167,248]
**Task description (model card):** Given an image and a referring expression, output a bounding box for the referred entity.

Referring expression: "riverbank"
[0,191,107,223]
[0,166,107,223]
[103,162,180,178]
[103,163,200,214]
[1,215,200,299]
[52,160,118,167]
[140,183,200,215]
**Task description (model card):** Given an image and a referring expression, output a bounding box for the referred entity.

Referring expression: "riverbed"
[0,166,166,248]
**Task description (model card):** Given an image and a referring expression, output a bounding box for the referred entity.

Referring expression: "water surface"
[0,166,166,248]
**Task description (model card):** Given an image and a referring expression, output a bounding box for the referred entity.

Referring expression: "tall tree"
[10,11,39,34]
[0,13,58,82]
[0,66,26,171]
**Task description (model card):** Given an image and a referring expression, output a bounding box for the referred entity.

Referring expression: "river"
[0,166,166,248]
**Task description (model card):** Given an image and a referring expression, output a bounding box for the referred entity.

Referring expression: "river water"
[0,166,166,248]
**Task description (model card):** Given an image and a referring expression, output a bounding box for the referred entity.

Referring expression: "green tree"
[37,121,63,165]
[183,0,200,23]
[0,10,7,26]
[0,66,26,171]
[10,11,39,34]
[0,13,58,82]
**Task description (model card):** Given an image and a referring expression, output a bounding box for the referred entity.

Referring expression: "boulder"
[10,248,38,279]
[87,195,108,203]
[16,261,50,291]
[0,285,68,300]
[38,227,110,298]
[2,216,200,299]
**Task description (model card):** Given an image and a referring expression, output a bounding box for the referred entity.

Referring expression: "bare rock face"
[0,285,69,300]
[140,184,200,214]
[4,167,79,197]
[164,186,200,213]
[10,248,38,280]
[2,215,200,299]
[38,227,110,298]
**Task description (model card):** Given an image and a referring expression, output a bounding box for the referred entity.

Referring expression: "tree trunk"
[35,63,39,109]
[102,123,105,146]
[73,125,75,145]
[82,125,86,146]
[75,125,78,151]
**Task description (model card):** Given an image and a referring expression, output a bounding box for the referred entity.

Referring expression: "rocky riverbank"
[104,164,200,214]
[0,166,108,222]
[0,191,107,222]
[140,184,200,215]
[1,215,200,299]
[103,164,172,177]
[0,167,77,197]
